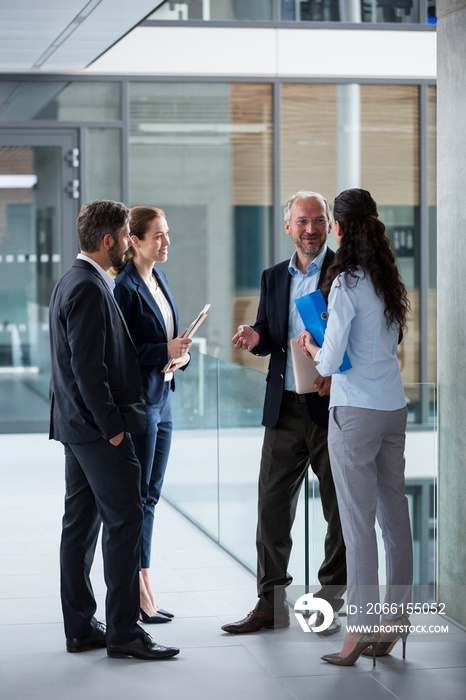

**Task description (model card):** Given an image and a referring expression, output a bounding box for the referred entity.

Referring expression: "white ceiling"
[0,0,165,72]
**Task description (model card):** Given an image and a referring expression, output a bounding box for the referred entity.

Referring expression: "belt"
[283,390,306,404]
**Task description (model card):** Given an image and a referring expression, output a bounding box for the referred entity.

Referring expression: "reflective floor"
[0,434,465,700]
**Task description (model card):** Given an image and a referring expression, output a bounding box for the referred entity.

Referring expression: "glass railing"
[148,0,436,25]
[164,349,437,597]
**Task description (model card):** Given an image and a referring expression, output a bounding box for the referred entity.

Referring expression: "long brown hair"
[113,205,166,273]
[321,188,410,334]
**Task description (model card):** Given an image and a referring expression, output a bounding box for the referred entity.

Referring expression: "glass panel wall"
[0,81,121,122]
[0,71,439,580]
[281,83,338,208]
[300,403,436,598]
[0,145,63,430]
[163,350,220,537]
[148,0,436,23]
[280,83,338,258]
[360,84,420,398]
[282,0,422,23]
[129,81,273,364]
[217,360,266,567]
[280,83,428,420]
[0,75,436,431]
[164,351,438,593]
[149,0,274,21]
[87,128,122,202]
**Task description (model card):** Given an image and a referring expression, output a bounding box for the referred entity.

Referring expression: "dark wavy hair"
[77,199,129,253]
[321,188,410,334]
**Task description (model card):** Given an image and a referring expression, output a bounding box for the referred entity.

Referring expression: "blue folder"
[295,290,352,373]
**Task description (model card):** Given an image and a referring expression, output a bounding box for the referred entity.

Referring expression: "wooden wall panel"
[230,83,273,206]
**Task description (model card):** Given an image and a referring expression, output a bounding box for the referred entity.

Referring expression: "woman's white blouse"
[151,285,175,382]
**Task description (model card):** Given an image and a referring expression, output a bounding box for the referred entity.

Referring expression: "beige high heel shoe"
[322,633,380,667]
[363,614,410,658]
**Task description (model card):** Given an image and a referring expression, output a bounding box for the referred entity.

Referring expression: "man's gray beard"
[299,243,324,259]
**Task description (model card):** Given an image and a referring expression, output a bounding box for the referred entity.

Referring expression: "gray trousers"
[328,405,413,630]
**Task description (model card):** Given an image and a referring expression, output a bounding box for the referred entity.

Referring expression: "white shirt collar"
[77,253,115,292]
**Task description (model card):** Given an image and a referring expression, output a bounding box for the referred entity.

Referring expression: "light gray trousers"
[328,405,413,630]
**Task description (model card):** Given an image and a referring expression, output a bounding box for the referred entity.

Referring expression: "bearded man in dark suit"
[222,191,346,635]
[49,199,179,660]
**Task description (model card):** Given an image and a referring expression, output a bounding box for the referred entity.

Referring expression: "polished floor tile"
[281,671,401,700]
[371,667,466,700]
[1,434,465,700]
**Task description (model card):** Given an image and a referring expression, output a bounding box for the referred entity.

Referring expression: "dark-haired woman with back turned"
[298,188,413,666]
[114,206,192,624]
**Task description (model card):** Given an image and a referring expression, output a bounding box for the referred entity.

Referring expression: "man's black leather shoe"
[316,611,341,636]
[66,619,107,652]
[107,631,179,660]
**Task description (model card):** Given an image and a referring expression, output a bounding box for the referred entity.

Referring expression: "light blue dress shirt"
[285,246,327,391]
[314,269,406,411]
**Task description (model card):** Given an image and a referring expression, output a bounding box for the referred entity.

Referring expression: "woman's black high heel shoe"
[139,607,172,624]
[321,633,379,667]
[363,615,410,658]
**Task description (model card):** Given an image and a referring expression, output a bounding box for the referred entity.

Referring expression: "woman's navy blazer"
[114,260,185,405]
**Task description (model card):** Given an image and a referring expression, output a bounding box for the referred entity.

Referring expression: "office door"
[0,130,79,432]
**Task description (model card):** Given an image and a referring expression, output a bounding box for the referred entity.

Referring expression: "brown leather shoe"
[221,609,290,634]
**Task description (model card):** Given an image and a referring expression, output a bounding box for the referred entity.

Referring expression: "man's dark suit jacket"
[114,260,185,406]
[251,247,335,429]
[49,258,146,444]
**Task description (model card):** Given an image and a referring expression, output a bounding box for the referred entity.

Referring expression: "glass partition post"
[427,85,437,395]
[303,473,310,589]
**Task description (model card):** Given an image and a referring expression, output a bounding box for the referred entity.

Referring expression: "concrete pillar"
[437,0,466,626]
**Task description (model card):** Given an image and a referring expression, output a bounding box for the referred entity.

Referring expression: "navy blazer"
[49,259,147,444]
[114,261,186,406]
[251,248,335,429]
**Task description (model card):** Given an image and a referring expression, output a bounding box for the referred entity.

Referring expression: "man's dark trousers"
[60,436,143,646]
[256,393,346,612]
